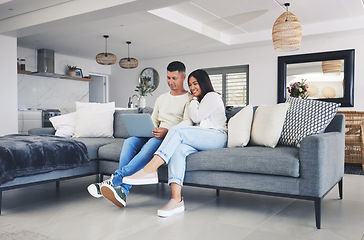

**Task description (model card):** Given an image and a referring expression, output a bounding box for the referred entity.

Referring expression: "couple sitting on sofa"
[87,61,228,217]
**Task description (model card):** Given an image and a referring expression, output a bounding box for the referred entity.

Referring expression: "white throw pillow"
[250,103,289,148]
[73,102,115,138]
[227,105,253,148]
[49,112,76,137]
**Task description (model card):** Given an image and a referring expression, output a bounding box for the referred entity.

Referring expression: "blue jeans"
[112,136,163,195]
[155,126,227,186]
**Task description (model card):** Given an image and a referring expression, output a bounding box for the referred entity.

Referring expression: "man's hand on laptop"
[152,127,168,139]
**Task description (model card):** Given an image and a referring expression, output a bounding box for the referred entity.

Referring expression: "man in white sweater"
[87,61,192,207]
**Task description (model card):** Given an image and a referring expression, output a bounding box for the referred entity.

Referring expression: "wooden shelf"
[61,76,93,81]
[17,70,93,81]
[17,70,32,74]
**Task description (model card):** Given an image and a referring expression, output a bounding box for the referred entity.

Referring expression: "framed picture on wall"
[75,68,83,78]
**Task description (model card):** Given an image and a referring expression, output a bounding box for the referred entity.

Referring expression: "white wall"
[17,47,113,109]
[0,35,18,136]
[109,29,364,111]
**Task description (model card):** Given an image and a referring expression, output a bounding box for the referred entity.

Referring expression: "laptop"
[120,114,156,137]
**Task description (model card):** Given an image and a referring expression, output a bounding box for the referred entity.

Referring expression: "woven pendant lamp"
[96,35,117,65]
[119,41,138,69]
[322,60,342,74]
[272,3,302,52]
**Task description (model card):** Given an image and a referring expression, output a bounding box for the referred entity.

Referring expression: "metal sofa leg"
[314,198,322,229]
[338,178,343,199]
[0,190,2,215]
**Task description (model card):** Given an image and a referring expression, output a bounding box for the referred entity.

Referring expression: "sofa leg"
[338,178,343,199]
[0,190,2,215]
[56,181,60,191]
[216,189,220,197]
[314,198,322,229]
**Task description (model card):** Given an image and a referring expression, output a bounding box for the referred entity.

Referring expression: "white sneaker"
[123,170,158,185]
[87,182,103,198]
[87,175,113,198]
[100,183,127,208]
[157,198,185,217]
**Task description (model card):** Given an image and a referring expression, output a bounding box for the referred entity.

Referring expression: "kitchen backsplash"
[18,74,89,109]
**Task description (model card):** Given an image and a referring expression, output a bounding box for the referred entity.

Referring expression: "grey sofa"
[0,107,345,229]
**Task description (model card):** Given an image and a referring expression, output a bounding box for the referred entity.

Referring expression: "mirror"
[278,49,354,107]
[139,67,159,91]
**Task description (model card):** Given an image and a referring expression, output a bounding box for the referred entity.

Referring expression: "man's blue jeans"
[112,136,163,195]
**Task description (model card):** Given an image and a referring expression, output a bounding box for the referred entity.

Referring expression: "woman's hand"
[152,127,168,139]
[188,93,194,101]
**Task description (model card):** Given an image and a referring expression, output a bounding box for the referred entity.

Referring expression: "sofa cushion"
[73,102,115,138]
[74,137,123,160]
[227,105,253,148]
[186,146,300,177]
[279,97,340,147]
[98,141,125,161]
[50,112,76,137]
[113,109,139,138]
[250,103,289,148]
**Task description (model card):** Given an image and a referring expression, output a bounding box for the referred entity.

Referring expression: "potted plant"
[66,65,77,76]
[135,77,156,108]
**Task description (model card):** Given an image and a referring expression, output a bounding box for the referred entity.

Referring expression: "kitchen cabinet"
[18,110,42,134]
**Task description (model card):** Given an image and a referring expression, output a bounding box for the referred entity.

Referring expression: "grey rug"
[345,164,364,175]
[0,222,58,240]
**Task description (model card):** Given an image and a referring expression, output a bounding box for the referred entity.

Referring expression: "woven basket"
[338,111,364,170]
[272,11,302,52]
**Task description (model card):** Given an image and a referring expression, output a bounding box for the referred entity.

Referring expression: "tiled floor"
[0,174,364,240]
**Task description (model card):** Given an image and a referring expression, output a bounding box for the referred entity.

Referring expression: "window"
[204,65,249,107]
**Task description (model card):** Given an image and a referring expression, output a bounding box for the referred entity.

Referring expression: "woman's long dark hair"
[188,69,215,101]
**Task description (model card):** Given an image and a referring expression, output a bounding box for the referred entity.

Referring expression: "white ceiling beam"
[208,16,364,46]
[149,7,231,45]
[0,0,136,34]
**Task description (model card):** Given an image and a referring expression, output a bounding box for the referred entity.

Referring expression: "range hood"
[37,48,54,73]
[33,49,64,77]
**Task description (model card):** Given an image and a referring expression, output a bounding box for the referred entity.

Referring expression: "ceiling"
[1,0,364,61]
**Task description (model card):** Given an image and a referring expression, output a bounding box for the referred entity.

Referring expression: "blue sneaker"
[101,181,126,207]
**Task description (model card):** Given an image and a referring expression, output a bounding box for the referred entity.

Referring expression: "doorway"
[89,73,108,103]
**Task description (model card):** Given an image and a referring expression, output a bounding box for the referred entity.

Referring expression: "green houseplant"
[134,76,156,108]
[135,77,156,96]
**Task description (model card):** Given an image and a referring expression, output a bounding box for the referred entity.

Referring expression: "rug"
[344,164,364,175]
[0,222,57,240]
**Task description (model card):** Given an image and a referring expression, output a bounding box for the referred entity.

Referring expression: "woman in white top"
[123,69,227,217]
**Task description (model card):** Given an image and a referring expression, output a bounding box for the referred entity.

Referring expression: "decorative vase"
[68,70,76,76]
[138,96,146,108]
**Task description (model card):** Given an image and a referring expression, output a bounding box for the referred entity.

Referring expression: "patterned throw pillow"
[279,97,340,147]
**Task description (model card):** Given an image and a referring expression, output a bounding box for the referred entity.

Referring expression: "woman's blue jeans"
[112,136,163,195]
[155,126,227,186]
